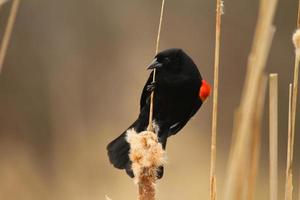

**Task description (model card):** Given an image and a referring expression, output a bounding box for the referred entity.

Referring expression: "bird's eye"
[164,57,170,63]
[156,56,170,63]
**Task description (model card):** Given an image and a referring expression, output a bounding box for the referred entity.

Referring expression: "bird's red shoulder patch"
[199,80,211,101]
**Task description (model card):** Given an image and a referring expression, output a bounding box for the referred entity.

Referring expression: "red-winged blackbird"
[107,48,210,178]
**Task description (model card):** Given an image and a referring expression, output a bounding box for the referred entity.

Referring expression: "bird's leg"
[156,133,168,179]
[146,81,157,92]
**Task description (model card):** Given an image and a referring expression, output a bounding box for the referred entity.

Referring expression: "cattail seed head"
[126,129,166,181]
[220,0,225,15]
[293,29,300,59]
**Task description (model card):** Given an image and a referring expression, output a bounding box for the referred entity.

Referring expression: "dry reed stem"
[284,2,300,198]
[285,84,294,200]
[246,75,267,200]
[291,37,300,171]
[292,33,299,166]
[135,0,166,199]
[0,0,9,7]
[299,174,300,200]
[298,0,300,28]
[210,0,223,199]
[224,0,277,198]
[291,0,300,180]
[138,0,166,198]
[0,0,21,73]
[147,0,165,132]
[269,74,278,200]
[284,1,300,199]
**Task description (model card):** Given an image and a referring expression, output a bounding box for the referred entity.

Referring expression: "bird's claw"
[146,82,156,92]
[156,165,164,179]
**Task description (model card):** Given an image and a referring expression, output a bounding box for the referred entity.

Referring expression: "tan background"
[0,0,299,199]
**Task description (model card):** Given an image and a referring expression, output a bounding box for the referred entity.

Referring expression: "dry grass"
[285,84,294,200]
[147,0,165,132]
[269,74,278,200]
[0,0,21,73]
[223,0,277,198]
[283,1,300,198]
[292,0,300,151]
[209,0,223,199]
[246,75,267,200]
[299,175,300,200]
[291,30,299,170]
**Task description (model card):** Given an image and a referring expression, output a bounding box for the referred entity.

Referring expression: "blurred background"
[0,0,299,199]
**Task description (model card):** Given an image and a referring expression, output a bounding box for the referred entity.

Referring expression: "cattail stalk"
[0,0,21,73]
[132,0,167,199]
[299,174,300,200]
[210,0,223,199]
[284,0,300,197]
[269,74,278,200]
[291,0,300,186]
[291,18,300,169]
[147,0,165,132]
[285,84,294,200]
[224,0,277,198]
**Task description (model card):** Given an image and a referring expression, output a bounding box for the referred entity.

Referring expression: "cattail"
[126,129,166,200]
[129,0,166,199]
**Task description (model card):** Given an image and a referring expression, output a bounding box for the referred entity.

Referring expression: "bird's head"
[147,48,201,79]
[147,48,186,73]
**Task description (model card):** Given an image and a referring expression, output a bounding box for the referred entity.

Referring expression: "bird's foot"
[156,166,164,179]
[146,81,156,92]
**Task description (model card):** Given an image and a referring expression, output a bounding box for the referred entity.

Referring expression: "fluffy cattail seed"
[126,129,166,200]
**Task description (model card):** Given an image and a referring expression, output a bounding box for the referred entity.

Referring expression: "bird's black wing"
[140,72,154,110]
[168,99,202,135]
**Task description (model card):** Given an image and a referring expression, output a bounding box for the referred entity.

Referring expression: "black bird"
[107,48,210,178]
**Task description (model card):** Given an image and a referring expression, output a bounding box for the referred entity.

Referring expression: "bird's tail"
[107,120,166,179]
[107,131,134,177]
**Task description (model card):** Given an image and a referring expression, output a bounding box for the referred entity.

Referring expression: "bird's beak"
[147,58,163,70]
